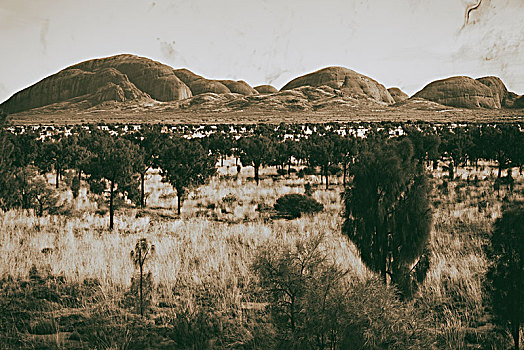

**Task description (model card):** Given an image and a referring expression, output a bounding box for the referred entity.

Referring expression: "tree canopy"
[342,137,432,297]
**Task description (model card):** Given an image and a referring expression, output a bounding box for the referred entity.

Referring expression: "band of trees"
[1,118,523,226]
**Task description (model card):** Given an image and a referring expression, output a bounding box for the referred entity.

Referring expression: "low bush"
[253,235,436,349]
[274,193,323,219]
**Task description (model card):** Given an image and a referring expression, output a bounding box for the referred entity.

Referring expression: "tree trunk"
[325,166,329,190]
[109,179,114,230]
[254,163,260,185]
[55,164,59,189]
[139,260,143,316]
[177,188,183,216]
[512,322,520,350]
[449,161,454,180]
[498,161,502,179]
[343,163,347,187]
[140,172,145,209]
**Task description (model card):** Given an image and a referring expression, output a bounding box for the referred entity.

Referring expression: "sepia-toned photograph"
[0,0,522,349]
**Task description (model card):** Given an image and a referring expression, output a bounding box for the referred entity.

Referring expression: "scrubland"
[0,159,521,349]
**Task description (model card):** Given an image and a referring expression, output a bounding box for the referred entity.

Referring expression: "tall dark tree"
[307,133,340,189]
[485,203,523,350]
[481,125,513,178]
[203,132,233,167]
[125,125,164,208]
[0,111,18,210]
[342,138,432,297]
[404,126,441,168]
[239,135,274,185]
[64,133,92,198]
[35,136,73,189]
[334,134,358,187]
[440,127,472,179]
[83,130,141,230]
[159,137,217,215]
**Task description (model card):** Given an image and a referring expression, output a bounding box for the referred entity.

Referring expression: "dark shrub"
[274,194,323,218]
[253,235,435,350]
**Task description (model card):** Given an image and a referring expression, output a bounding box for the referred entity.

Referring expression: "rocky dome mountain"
[0,54,193,114]
[1,54,523,116]
[280,66,395,104]
[413,76,520,109]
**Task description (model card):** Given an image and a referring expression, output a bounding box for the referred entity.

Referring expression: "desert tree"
[307,133,341,189]
[125,125,164,208]
[342,138,432,297]
[0,111,19,210]
[334,134,358,187]
[273,139,299,175]
[64,133,92,198]
[238,134,274,185]
[159,137,217,215]
[83,130,141,230]
[481,125,513,178]
[439,126,472,179]
[35,136,73,189]
[203,131,233,167]
[485,202,523,350]
[404,125,441,168]
[10,128,39,169]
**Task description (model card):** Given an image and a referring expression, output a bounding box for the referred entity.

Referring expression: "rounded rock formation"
[1,66,149,114]
[72,54,192,102]
[218,80,258,95]
[174,69,231,95]
[254,85,278,94]
[413,76,501,109]
[388,87,409,103]
[1,54,192,113]
[281,66,394,104]
[476,76,509,107]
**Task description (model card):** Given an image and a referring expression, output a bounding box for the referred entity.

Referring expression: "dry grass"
[0,158,522,348]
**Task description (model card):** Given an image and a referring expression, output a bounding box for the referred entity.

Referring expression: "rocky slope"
[388,88,409,103]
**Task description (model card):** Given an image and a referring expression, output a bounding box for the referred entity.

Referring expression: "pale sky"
[1,0,523,103]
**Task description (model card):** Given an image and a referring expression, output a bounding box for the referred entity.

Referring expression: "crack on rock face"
[464,0,482,27]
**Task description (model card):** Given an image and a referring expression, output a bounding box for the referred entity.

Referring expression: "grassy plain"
[0,158,521,348]
[8,107,524,125]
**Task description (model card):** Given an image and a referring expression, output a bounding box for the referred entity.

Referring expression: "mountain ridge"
[1,54,523,116]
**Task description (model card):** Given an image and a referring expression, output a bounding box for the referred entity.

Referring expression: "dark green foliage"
[274,193,323,219]
[83,130,141,229]
[485,202,524,349]
[71,173,80,198]
[343,138,432,297]
[305,133,340,189]
[239,135,274,185]
[440,127,473,179]
[203,132,233,167]
[159,137,217,215]
[125,125,164,208]
[0,112,18,210]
